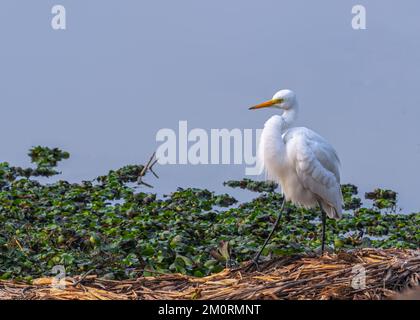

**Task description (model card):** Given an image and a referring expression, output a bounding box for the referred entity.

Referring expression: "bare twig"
[137,152,158,187]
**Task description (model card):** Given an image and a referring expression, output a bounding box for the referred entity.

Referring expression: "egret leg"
[248,199,285,270]
[321,211,326,255]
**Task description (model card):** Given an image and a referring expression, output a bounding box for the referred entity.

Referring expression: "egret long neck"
[280,108,298,132]
[259,107,298,177]
[259,115,287,178]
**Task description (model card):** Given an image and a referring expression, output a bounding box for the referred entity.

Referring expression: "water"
[1,1,419,212]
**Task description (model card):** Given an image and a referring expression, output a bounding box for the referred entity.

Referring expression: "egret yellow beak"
[249,98,283,110]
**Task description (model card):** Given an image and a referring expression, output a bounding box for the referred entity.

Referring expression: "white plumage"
[247,89,343,265]
[252,89,343,219]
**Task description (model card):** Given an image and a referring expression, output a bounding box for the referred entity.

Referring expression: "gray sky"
[1,1,420,212]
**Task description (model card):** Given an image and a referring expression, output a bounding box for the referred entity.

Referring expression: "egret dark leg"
[247,199,285,270]
[321,211,326,255]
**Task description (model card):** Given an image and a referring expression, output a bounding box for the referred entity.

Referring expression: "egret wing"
[285,128,343,218]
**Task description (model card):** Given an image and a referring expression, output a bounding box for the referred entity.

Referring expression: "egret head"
[249,89,297,111]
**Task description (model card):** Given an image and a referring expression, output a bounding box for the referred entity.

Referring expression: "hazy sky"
[1,1,419,212]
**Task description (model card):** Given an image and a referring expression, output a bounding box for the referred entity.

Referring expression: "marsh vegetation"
[0,147,418,281]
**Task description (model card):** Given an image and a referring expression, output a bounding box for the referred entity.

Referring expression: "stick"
[137,152,159,187]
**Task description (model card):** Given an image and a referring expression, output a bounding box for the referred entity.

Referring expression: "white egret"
[249,89,343,264]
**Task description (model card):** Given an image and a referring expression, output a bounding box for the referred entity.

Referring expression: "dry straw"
[1,248,418,300]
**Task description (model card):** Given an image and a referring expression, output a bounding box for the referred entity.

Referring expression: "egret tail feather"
[321,202,341,220]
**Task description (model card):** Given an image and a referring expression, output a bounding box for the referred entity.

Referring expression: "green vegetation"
[0,147,418,281]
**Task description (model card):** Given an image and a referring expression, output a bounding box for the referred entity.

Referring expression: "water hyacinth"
[0,147,418,281]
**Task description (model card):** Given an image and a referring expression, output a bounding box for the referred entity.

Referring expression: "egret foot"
[244,257,262,272]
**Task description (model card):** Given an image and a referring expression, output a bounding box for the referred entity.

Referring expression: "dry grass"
[1,248,418,300]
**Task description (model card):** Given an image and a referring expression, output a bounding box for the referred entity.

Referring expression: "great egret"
[249,89,343,265]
